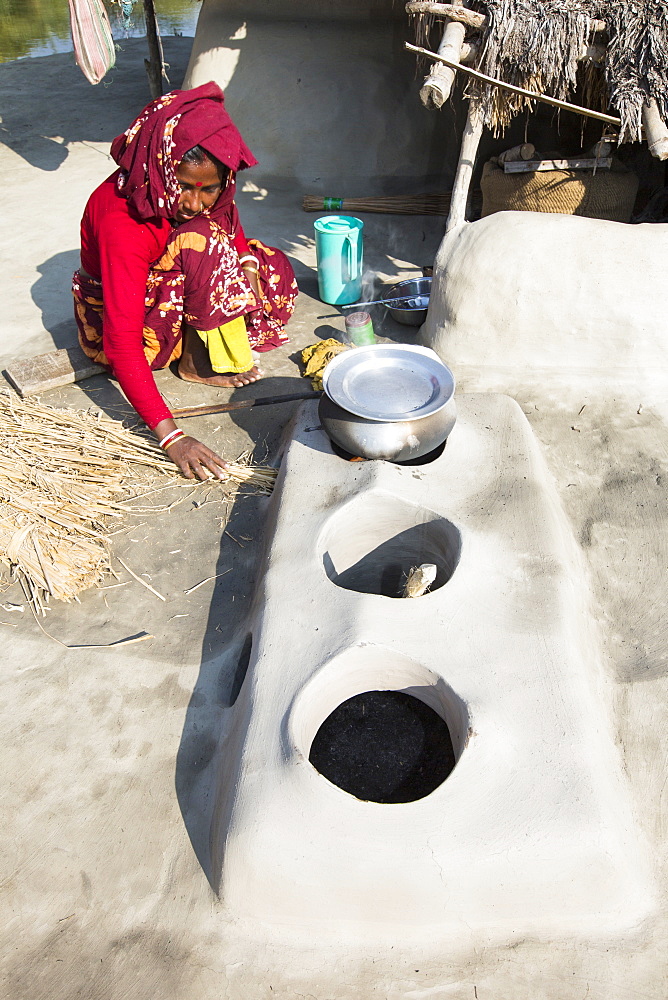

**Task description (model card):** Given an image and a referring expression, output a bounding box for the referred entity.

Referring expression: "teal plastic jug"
[314,215,364,305]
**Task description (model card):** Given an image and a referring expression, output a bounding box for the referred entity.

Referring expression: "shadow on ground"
[0,37,193,170]
[31,250,81,349]
[173,372,310,885]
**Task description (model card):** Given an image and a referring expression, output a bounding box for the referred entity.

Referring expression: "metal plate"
[323,344,455,422]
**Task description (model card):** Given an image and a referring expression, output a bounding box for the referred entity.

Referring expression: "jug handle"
[344,233,359,282]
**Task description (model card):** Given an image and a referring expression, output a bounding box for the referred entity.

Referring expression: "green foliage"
[0,0,71,62]
[0,0,199,65]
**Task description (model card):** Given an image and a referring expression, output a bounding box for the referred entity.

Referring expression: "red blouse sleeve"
[97,214,173,429]
[232,217,253,260]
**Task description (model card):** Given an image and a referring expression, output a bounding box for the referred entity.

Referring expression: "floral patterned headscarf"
[110,81,257,221]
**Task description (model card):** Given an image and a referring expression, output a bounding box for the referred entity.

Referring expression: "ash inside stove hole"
[309,690,456,803]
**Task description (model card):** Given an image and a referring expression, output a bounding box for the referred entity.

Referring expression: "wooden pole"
[642,99,668,161]
[419,0,466,110]
[405,42,622,126]
[406,2,606,34]
[446,102,483,232]
[459,40,478,64]
[407,3,485,30]
[143,0,166,99]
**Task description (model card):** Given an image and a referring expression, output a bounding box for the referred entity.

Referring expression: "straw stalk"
[0,390,276,612]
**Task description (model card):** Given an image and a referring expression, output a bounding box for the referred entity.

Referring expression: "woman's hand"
[167,434,229,480]
[153,419,227,480]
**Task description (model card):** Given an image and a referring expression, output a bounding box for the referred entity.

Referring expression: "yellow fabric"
[196,315,253,374]
[301,338,349,390]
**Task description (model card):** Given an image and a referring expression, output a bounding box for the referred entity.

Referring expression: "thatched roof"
[415,1,668,141]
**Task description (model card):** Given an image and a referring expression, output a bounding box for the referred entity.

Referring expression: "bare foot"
[177,363,263,387]
[178,323,263,387]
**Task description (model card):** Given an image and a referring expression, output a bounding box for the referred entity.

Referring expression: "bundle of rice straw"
[0,390,277,612]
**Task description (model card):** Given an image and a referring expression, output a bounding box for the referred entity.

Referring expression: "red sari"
[74,185,297,366]
[72,83,297,429]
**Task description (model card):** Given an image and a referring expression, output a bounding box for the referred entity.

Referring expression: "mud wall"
[183,2,461,190]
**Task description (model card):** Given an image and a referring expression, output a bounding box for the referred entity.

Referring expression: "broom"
[302,193,453,216]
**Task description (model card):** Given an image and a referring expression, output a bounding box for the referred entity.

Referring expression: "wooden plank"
[503,157,612,173]
[4,345,105,397]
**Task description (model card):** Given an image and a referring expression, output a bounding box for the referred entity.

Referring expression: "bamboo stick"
[404,42,622,126]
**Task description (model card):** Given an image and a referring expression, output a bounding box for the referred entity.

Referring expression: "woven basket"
[481,159,639,223]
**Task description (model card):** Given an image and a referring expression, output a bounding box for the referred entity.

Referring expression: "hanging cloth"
[119,1,135,33]
[68,0,116,85]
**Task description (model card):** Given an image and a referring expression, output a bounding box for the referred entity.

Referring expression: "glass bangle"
[158,428,182,448]
[163,434,188,451]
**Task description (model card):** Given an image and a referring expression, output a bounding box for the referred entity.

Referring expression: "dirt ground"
[1,29,667,1000]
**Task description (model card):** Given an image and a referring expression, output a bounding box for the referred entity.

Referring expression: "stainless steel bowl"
[320,344,456,462]
[323,344,451,422]
[386,276,432,326]
[319,393,456,462]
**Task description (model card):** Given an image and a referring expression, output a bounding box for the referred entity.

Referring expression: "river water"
[0,0,200,64]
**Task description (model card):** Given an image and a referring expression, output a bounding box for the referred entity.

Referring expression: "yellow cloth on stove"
[197,315,253,374]
[301,338,349,390]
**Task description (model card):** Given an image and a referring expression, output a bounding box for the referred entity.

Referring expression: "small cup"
[344,311,375,347]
